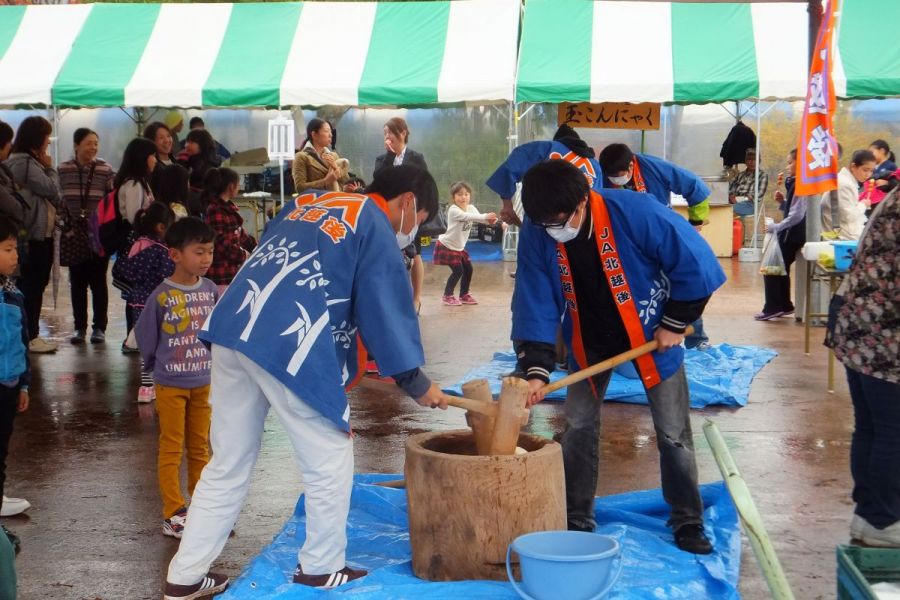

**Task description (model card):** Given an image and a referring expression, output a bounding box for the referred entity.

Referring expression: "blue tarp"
[420,240,503,262]
[444,344,777,409]
[221,474,741,599]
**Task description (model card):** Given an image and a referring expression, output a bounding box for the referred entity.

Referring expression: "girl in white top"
[823,150,874,240]
[433,181,497,306]
[116,138,158,225]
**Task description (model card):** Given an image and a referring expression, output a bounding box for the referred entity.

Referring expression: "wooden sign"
[558,102,661,131]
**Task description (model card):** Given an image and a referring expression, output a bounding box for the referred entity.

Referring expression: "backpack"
[0,292,26,383]
[89,188,131,257]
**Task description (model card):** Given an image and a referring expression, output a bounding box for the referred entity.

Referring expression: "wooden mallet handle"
[357,377,498,418]
[541,325,694,395]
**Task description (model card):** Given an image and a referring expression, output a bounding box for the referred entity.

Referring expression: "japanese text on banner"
[795,0,840,197]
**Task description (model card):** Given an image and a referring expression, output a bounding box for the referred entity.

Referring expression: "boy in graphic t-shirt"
[135,217,219,540]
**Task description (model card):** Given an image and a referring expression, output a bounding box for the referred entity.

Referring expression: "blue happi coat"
[607,153,710,209]
[200,191,424,431]
[486,140,604,198]
[512,188,726,382]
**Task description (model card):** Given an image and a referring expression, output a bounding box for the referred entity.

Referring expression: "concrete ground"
[3,256,851,599]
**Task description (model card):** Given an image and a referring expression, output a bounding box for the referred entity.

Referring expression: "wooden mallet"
[537,325,694,397]
[356,376,529,426]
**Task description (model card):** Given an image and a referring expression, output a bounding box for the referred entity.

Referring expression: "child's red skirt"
[432,241,471,267]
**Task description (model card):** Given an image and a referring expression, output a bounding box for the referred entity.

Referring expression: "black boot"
[674,523,712,554]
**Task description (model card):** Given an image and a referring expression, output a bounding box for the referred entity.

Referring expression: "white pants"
[167,345,354,585]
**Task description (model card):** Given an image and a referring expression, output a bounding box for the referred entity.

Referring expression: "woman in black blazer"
[373,117,428,177]
[373,117,428,313]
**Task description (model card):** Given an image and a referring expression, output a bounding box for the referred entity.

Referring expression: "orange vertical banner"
[795,0,840,197]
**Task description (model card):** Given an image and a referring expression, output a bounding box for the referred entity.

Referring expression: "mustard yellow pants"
[156,384,211,519]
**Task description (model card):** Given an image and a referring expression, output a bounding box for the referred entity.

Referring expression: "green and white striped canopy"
[516,0,900,104]
[1,0,898,109]
[0,0,519,108]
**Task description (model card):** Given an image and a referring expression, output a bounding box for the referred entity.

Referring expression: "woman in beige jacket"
[292,119,354,193]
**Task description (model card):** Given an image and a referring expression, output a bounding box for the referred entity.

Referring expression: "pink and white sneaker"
[137,385,155,403]
[442,295,462,306]
[459,294,478,305]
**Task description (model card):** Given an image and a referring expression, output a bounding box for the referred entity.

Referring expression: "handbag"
[59,164,96,267]
[418,203,448,237]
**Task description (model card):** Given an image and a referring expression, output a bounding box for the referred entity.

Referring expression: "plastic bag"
[759,235,787,276]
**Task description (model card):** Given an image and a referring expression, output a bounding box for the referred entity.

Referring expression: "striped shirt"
[57,159,116,217]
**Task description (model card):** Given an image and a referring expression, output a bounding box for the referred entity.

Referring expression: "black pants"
[125,304,136,335]
[19,239,53,340]
[444,262,473,297]
[69,256,110,332]
[848,367,900,529]
[0,386,18,512]
[762,238,805,314]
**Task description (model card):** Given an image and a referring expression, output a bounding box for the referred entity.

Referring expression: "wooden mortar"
[405,429,566,581]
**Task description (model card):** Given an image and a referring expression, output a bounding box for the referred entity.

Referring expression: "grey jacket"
[4,152,62,240]
[0,163,24,230]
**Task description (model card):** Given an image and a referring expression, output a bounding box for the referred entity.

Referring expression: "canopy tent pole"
[51,106,60,167]
[661,107,667,161]
[508,100,518,155]
[279,106,284,218]
[502,100,520,262]
[738,101,777,262]
[117,107,149,137]
[517,103,537,122]
[752,101,761,252]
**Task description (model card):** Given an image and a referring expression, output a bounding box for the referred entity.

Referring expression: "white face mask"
[608,173,631,187]
[546,208,582,243]
[396,196,419,248]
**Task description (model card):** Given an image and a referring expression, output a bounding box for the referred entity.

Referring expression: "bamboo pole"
[703,420,795,600]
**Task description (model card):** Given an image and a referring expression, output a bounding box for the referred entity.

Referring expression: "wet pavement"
[4,257,851,599]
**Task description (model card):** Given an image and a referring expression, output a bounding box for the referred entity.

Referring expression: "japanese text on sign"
[558,102,661,131]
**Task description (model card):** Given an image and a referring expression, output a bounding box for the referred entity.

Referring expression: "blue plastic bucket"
[506,531,622,600]
[832,240,859,271]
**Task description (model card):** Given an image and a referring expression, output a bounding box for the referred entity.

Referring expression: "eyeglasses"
[538,204,580,230]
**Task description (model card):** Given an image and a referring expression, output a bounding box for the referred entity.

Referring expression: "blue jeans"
[684,318,708,349]
[559,366,703,531]
[847,367,900,529]
[732,201,755,217]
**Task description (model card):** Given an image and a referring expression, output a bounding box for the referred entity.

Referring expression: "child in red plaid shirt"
[203,168,256,290]
[433,181,497,306]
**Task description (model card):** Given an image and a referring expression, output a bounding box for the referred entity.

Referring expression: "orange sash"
[555,191,661,391]
[631,157,648,193]
[556,244,595,395]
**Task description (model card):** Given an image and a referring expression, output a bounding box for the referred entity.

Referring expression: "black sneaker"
[70,330,86,345]
[163,573,229,599]
[90,329,106,344]
[674,523,713,554]
[293,565,367,588]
